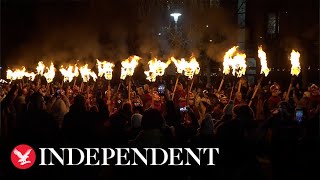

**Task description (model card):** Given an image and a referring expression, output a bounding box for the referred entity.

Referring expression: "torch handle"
[80,82,84,93]
[229,83,235,102]
[186,79,190,106]
[73,79,77,87]
[107,81,111,100]
[117,82,121,94]
[128,77,132,102]
[107,80,112,113]
[248,81,262,107]
[172,74,180,101]
[189,77,195,92]
[285,76,296,102]
[217,76,225,94]
[285,82,293,102]
[37,76,41,87]
[237,79,242,93]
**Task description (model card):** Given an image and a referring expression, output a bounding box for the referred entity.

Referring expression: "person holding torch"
[248,46,270,107]
[120,55,140,102]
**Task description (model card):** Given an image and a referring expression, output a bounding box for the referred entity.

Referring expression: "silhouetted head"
[233,104,254,122]
[141,108,164,130]
[28,92,46,111]
[71,94,86,111]
[74,94,85,106]
[122,102,132,114]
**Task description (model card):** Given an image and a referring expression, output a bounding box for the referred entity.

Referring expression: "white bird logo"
[13,148,32,165]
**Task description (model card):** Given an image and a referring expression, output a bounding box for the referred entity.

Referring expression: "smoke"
[2,0,239,71]
[135,18,160,70]
[183,6,239,62]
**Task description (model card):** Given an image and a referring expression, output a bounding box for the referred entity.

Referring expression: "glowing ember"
[120,55,141,80]
[96,59,115,80]
[289,50,301,76]
[36,61,45,76]
[258,46,270,76]
[43,62,56,83]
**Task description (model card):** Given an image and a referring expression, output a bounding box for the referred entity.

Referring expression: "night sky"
[1,0,319,79]
[1,0,142,66]
[1,0,241,67]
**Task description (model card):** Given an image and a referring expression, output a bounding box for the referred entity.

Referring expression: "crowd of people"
[0,76,319,179]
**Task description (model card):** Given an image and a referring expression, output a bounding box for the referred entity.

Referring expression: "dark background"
[1,0,319,86]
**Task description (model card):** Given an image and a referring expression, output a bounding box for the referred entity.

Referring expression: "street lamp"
[170,13,181,30]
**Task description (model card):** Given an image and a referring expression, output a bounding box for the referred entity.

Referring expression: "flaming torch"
[36,61,45,86]
[73,64,80,87]
[97,59,115,80]
[25,72,36,82]
[79,64,97,83]
[186,55,200,92]
[171,57,187,100]
[233,52,247,93]
[97,59,115,101]
[6,67,36,86]
[6,67,27,85]
[217,46,238,95]
[155,58,171,77]
[121,55,141,101]
[43,62,55,84]
[184,55,200,105]
[60,65,73,83]
[144,58,171,82]
[218,46,247,97]
[144,70,156,82]
[79,64,97,92]
[249,46,270,106]
[285,50,301,101]
[60,64,79,87]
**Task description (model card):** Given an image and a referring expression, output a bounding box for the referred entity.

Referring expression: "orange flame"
[79,64,97,82]
[289,50,301,76]
[171,57,187,74]
[120,55,141,80]
[144,58,171,82]
[184,55,200,79]
[223,46,237,75]
[6,67,26,80]
[258,46,270,76]
[222,46,247,77]
[36,61,45,76]
[171,56,200,78]
[7,66,36,81]
[60,64,79,82]
[43,62,56,83]
[25,72,36,81]
[96,59,115,80]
